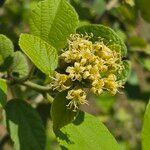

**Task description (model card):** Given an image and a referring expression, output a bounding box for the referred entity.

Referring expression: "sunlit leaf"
[30,0,79,50]
[56,112,119,150]
[19,34,58,75]
[0,34,14,71]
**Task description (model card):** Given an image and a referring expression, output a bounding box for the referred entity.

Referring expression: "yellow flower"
[69,34,93,51]
[50,33,125,111]
[80,50,92,60]
[93,42,103,52]
[78,39,93,51]
[104,74,120,95]
[66,89,88,111]
[60,50,79,63]
[66,62,85,81]
[80,58,87,66]
[50,72,71,92]
[91,79,104,95]
[83,70,91,79]
[85,65,100,80]
[98,45,114,60]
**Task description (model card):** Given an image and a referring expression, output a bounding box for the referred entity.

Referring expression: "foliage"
[142,100,150,150]
[30,0,79,50]
[19,34,58,75]
[5,99,46,150]
[56,112,119,150]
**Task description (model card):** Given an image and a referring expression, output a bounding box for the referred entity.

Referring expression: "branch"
[22,81,51,93]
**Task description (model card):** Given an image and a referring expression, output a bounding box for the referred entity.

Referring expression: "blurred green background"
[0,0,150,150]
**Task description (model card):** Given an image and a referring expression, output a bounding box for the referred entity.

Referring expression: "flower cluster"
[50,34,124,111]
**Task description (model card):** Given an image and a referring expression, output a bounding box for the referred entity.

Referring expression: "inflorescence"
[50,34,124,111]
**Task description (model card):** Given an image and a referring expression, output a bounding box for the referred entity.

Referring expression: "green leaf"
[77,24,127,56]
[118,60,131,84]
[128,70,139,85]
[30,0,43,9]
[51,91,77,130]
[30,0,79,50]
[139,58,150,71]
[0,79,7,107]
[9,120,20,150]
[110,4,137,25]
[92,0,105,16]
[19,34,58,75]
[5,99,46,150]
[55,112,119,150]
[0,34,14,71]
[70,0,105,20]
[136,0,150,22]
[0,34,14,60]
[95,93,116,114]
[70,0,92,21]
[108,44,122,53]
[142,100,150,150]
[0,55,4,65]
[128,36,147,48]
[9,51,29,79]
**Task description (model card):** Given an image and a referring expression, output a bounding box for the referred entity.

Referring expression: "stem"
[22,81,51,93]
[5,113,10,135]
[6,79,54,103]
[43,93,54,103]
[22,81,54,103]
[28,65,35,80]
